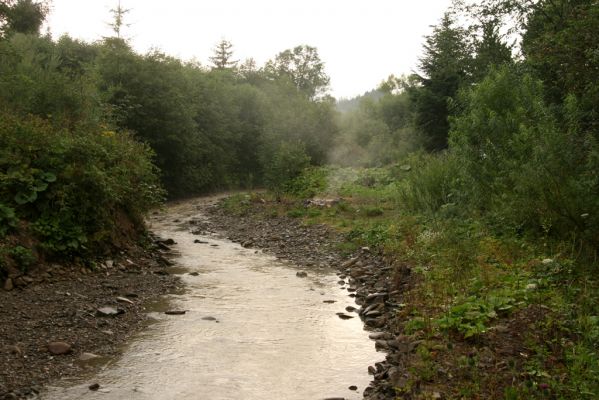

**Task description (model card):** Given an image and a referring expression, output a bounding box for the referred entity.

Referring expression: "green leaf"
[32,180,48,192]
[41,172,57,182]
[14,191,37,205]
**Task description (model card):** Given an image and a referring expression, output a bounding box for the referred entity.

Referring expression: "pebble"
[4,278,14,291]
[202,316,217,321]
[336,313,354,320]
[348,385,358,391]
[296,271,308,278]
[165,310,186,315]
[79,352,101,361]
[89,383,100,391]
[96,307,123,317]
[48,341,71,355]
[323,300,336,303]
[5,345,22,356]
[116,296,134,304]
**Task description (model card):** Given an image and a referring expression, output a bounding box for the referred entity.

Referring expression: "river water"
[43,199,381,400]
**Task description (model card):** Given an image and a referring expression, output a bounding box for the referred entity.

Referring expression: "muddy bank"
[0,239,181,399]
[206,198,413,400]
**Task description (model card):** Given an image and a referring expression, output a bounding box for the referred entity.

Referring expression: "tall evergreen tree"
[108,0,131,40]
[209,39,238,70]
[472,20,512,81]
[409,13,473,151]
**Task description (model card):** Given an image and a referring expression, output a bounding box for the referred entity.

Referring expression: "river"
[43,198,381,400]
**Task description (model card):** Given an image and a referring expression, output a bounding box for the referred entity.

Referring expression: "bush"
[285,166,328,198]
[450,66,599,249]
[396,152,463,215]
[0,112,162,258]
[263,141,311,198]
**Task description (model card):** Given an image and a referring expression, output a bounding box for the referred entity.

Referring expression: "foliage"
[210,39,237,70]
[334,85,419,167]
[264,45,330,99]
[0,203,17,235]
[284,166,328,198]
[450,65,599,248]
[0,0,48,38]
[0,112,162,257]
[438,294,520,338]
[409,12,473,151]
[396,152,463,215]
[262,141,311,197]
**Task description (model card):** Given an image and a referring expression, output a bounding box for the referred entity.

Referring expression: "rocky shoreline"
[0,237,181,399]
[206,198,414,400]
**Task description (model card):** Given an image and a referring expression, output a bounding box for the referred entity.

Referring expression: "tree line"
[335,0,598,254]
[0,0,337,265]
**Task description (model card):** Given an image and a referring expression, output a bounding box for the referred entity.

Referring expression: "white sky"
[45,0,453,99]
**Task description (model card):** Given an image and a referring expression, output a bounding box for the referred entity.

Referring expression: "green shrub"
[0,112,162,257]
[285,166,327,198]
[0,203,17,236]
[396,152,463,215]
[450,66,599,251]
[263,141,311,198]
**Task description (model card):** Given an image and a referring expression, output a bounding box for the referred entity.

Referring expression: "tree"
[108,0,131,39]
[522,0,599,134]
[264,45,330,99]
[209,39,237,70]
[472,20,512,81]
[0,0,48,38]
[409,13,473,151]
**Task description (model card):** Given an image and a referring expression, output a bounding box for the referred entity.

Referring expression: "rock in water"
[89,383,100,391]
[48,342,71,355]
[296,271,308,278]
[336,313,354,320]
[165,310,186,315]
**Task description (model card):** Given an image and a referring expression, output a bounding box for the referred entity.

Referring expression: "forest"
[1,0,598,398]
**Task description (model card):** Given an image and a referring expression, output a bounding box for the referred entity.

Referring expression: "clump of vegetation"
[0,112,162,274]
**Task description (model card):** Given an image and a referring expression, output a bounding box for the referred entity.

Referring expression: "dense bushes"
[450,66,599,245]
[0,112,161,270]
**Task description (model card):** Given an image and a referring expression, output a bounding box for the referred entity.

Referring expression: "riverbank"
[207,189,598,399]
[0,238,181,399]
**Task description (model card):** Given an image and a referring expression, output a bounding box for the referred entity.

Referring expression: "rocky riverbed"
[2,194,414,400]
[0,239,181,399]
[206,197,415,400]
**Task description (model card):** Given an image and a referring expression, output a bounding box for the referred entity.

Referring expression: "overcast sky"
[45,0,453,99]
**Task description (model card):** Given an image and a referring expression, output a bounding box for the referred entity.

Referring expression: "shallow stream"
[44,198,380,399]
